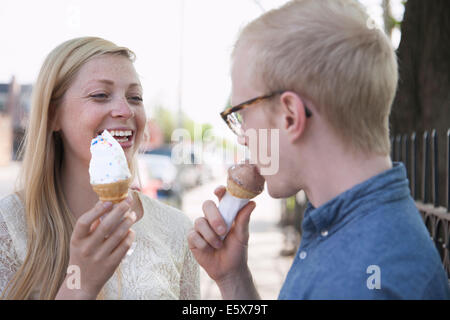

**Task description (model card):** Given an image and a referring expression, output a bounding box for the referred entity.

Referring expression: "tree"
[151,106,214,144]
[152,106,177,144]
[390,0,450,207]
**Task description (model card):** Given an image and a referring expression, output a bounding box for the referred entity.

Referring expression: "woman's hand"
[56,198,136,299]
[188,186,259,299]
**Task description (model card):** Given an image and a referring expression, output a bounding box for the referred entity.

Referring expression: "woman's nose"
[111,98,134,118]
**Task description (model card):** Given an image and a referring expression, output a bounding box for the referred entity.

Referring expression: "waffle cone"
[91,178,131,203]
[226,177,259,199]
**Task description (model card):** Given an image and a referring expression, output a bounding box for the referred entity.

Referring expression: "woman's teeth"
[110,130,132,142]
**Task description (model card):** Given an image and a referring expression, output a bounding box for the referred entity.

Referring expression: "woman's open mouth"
[96,128,135,148]
[110,129,132,142]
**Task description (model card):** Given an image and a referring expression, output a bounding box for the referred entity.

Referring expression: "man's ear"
[279,92,308,142]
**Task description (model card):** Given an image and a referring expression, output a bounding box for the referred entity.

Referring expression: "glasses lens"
[227,111,243,135]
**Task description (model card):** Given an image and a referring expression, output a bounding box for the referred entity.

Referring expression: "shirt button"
[299,251,307,260]
[321,230,329,237]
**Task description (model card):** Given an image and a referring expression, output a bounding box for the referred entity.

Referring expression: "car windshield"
[139,154,177,183]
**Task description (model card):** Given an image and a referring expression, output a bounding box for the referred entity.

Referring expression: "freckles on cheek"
[62,116,94,152]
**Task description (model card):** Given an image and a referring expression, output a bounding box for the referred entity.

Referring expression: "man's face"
[231,48,296,198]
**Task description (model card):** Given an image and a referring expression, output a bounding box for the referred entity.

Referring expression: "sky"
[0,0,404,140]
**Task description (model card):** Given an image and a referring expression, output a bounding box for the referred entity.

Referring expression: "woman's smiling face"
[55,54,146,166]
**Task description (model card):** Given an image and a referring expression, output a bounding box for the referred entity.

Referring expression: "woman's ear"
[279,92,308,143]
[49,103,61,132]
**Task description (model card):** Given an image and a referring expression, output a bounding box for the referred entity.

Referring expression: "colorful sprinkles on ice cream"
[89,130,131,184]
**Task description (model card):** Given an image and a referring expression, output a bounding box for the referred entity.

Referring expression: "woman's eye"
[90,93,109,100]
[128,96,143,103]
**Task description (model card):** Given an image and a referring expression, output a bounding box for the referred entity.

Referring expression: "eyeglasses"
[220,90,312,136]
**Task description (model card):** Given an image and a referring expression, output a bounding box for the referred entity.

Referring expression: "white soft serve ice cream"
[89,129,131,185]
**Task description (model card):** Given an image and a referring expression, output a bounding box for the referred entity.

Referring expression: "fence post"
[422,131,430,203]
[396,135,402,163]
[447,129,449,212]
[390,136,394,161]
[431,130,439,208]
[403,134,409,186]
[411,132,418,200]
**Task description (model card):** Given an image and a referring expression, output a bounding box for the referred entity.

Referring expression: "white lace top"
[0,191,200,299]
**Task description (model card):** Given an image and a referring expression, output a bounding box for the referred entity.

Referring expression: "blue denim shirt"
[278,162,450,299]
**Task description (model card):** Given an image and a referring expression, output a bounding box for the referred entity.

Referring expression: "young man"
[187,0,450,299]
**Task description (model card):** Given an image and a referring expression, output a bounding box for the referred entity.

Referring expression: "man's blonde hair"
[233,0,398,155]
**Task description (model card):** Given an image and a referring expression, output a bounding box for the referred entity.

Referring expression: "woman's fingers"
[90,201,131,245]
[73,201,113,239]
[89,218,101,233]
[99,211,137,256]
[108,229,136,265]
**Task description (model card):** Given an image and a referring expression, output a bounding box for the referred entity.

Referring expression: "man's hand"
[187,186,260,299]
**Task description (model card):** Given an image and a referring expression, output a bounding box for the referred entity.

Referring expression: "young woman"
[0,37,199,299]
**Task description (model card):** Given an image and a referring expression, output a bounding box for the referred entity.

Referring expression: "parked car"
[137,153,182,209]
[145,145,206,191]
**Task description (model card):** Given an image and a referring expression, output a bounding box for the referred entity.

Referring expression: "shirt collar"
[301,162,411,236]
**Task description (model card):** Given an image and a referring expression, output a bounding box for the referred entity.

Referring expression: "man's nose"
[111,98,133,118]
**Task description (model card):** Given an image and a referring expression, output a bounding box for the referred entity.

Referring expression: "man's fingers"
[194,217,223,249]
[232,201,256,238]
[74,201,113,239]
[187,229,214,252]
[214,186,227,202]
[202,200,227,237]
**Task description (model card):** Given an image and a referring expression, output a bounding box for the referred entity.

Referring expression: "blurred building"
[0,77,32,165]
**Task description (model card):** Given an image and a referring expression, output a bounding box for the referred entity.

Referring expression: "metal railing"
[391,129,450,279]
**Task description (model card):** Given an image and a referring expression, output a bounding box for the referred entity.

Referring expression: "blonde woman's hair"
[2,37,138,299]
[233,0,398,155]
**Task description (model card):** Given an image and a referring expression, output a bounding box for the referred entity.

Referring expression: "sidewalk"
[182,174,294,299]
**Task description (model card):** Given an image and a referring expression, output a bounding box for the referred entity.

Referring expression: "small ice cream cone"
[89,130,132,204]
[218,163,265,239]
[226,177,259,199]
[92,178,132,203]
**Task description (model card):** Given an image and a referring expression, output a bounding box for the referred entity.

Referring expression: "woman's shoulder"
[0,192,27,263]
[0,192,26,232]
[0,192,24,217]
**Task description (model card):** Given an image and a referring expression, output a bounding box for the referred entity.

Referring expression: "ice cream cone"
[92,177,131,203]
[226,177,259,199]
[89,130,132,204]
[218,163,265,239]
